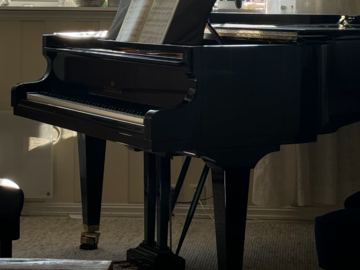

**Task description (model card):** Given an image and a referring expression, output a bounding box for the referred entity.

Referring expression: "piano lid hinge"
[185,78,197,102]
[184,78,197,101]
[185,87,196,102]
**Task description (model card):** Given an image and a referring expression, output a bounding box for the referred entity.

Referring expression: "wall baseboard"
[22,202,342,221]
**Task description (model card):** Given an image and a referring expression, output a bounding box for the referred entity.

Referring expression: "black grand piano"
[10,4,360,270]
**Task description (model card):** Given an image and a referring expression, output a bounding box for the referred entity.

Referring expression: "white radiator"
[0,112,53,198]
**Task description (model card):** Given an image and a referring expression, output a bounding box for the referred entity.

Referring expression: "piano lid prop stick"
[171,156,192,213]
[207,21,223,45]
[175,165,210,256]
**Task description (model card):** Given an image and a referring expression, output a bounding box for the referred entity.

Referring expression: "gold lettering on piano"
[103,86,122,94]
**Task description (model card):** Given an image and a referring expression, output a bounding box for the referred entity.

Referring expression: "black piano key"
[40,91,156,118]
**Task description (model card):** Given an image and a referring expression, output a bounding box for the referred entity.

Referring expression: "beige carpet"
[12,216,321,270]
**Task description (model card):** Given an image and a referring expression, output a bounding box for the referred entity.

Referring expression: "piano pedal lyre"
[80,225,100,250]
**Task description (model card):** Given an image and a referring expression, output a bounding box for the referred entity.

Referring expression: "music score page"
[116,0,180,44]
[139,0,180,44]
[116,0,153,42]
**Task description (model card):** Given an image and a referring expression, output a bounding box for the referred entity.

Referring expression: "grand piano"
[10,2,360,269]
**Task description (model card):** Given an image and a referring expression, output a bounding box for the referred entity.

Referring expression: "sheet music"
[114,0,209,45]
[106,0,132,39]
[138,0,180,44]
[116,0,154,42]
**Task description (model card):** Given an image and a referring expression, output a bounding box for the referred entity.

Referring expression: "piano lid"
[209,3,360,43]
[211,0,360,26]
[211,21,360,42]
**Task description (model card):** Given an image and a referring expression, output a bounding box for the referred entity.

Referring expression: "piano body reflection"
[11,13,360,270]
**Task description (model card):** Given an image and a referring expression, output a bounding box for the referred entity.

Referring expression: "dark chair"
[344,191,360,209]
[315,191,360,270]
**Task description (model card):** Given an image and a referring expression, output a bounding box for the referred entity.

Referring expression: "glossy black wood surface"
[12,33,360,156]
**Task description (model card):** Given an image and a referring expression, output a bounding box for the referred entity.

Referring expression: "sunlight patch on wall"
[28,137,52,151]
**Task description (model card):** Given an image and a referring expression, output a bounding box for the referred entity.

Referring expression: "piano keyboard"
[27,93,145,124]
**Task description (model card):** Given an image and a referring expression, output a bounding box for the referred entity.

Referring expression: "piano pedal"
[127,244,185,270]
[80,231,100,250]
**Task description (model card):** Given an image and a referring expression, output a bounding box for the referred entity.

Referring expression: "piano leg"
[155,155,171,252]
[127,153,185,270]
[209,164,251,270]
[143,152,156,248]
[77,133,106,250]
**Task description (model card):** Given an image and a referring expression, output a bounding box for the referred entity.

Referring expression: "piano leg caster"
[127,243,185,270]
[80,229,100,250]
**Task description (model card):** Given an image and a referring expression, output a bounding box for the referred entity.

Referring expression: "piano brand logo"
[103,81,122,94]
